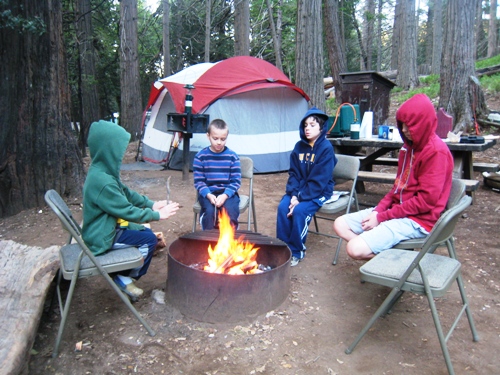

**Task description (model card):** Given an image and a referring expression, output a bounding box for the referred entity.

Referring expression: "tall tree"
[0,0,84,218]
[234,0,250,55]
[295,0,324,109]
[362,0,375,70]
[488,0,498,58]
[266,0,282,71]
[396,0,419,90]
[205,0,211,62]
[440,0,486,132]
[163,0,171,75]
[76,0,100,156]
[431,0,443,75]
[324,0,346,102]
[120,0,142,139]
[391,0,403,70]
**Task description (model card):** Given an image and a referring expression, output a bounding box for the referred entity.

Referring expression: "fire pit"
[166,230,291,323]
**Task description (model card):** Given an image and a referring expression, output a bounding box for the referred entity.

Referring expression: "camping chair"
[192,156,257,232]
[345,195,479,375]
[44,190,156,358]
[308,154,360,264]
[393,178,466,258]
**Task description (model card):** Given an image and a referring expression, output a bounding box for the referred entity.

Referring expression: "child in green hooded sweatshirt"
[82,120,179,299]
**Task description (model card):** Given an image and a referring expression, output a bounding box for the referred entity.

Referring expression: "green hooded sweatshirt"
[82,120,160,255]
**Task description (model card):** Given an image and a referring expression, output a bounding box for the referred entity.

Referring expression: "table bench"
[356,171,480,201]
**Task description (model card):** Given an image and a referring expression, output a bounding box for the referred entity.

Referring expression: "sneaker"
[290,256,302,267]
[114,276,144,298]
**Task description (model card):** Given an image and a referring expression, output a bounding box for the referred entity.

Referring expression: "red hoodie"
[374,94,453,232]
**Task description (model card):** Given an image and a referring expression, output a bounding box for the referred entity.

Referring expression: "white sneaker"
[290,256,302,267]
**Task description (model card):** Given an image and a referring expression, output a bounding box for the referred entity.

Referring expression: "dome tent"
[140,56,310,173]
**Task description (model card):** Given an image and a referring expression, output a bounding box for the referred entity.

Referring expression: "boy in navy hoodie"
[276,107,337,266]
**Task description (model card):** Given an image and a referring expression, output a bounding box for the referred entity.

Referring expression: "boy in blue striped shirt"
[193,119,241,230]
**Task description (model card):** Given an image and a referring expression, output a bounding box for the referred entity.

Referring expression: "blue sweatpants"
[111,227,157,280]
[198,193,240,230]
[276,195,321,259]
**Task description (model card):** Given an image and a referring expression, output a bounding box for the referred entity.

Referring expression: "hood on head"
[88,120,131,177]
[299,107,330,141]
[395,93,437,149]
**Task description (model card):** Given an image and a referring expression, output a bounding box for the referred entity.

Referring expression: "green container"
[328,104,360,137]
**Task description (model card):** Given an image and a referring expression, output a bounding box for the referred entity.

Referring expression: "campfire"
[204,209,261,275]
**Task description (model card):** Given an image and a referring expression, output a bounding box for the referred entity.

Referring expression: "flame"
[204,209,260,274]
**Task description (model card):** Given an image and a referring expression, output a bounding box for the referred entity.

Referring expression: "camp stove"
[166,230,291,323]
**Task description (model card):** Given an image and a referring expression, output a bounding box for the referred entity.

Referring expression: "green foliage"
[475,54,500,69]
[479,74,500,94]
[0,1,46,35]
[391,75,440,103]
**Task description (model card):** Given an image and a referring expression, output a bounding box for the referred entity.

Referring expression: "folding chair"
[308,154,360,264]
[393,178,466,259]
[345,195,479,375]
[192,156,257,232]
[44,190,155,358]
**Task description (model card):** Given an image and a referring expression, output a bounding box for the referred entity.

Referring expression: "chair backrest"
[446,179,466,210]
[45,189,82,242]
[333,154,360,182]
[239,156,254,180]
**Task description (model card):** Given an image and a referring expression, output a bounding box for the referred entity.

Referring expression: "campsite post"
[182,84,195,180]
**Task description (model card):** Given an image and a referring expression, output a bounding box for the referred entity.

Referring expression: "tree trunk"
[396,0,419,90]
[440,0,487,133]
[0,0,84,218]
[163,0,171,76]
[376,0,383,71]
[296,0,324,110]
[362,0,375,70]
[120,0,142,140]
[488,0,498,58]
[76,0,100,157]
[266,0,283,71]
[391,0,403,70]
[234,0,250,56]
[205,0,211,62]
[425,0,434,67]
[324,0,346,102]
[475,0,485,59]
[431,0,443,75]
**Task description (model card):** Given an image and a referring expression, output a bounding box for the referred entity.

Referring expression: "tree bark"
[324,0,346,102]
[440,0,487,133]
[0,0,84,218]
[234,0,250,56]
[120,0,143,140]
[266,0,282,71]
[431,0,443,75]
[205,0,211,62]
[296,0,324,110]
[488,0,498,58]
[362,0,375,70]
[163,0,171,75]
[391,0,403,70]
[76,0,100,156]
[396,0,419,90]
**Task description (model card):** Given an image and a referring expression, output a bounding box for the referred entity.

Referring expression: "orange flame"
[204,209,260,274]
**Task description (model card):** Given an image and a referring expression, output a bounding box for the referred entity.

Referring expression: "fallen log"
[0,240,59,375]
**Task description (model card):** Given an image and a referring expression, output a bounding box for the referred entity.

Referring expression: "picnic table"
[328,136,497,200]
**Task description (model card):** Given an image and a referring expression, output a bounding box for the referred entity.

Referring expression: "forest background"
[1,0,500,219]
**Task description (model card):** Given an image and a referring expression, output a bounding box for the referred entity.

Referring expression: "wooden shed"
[340,71,396,133]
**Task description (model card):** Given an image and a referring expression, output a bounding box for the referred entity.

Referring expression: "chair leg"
[192,212,198,232]
[455,274,480,342]
[251,199,257,232]
[332,238,343,265]
[346,287,402,354]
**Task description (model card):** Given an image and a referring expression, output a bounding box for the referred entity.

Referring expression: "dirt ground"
[2,103,500,374]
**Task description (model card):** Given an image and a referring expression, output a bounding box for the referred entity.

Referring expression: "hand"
[153,200,168,211]
[215,194,228,208]
[361,211,379,231]
[206,193,217,206]
[287,196,299,217]
[158,202,180,220]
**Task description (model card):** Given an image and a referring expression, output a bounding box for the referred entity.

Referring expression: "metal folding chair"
[308,154,360,264]
[192,156,257,232]
[44,190,155,358]
[345,195,479,375]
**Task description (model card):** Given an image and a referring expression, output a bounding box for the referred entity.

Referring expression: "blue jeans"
[198,193,240,230]
[276,195,321,259]
[111,227,157,280]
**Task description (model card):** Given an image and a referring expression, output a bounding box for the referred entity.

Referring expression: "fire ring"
[166,231,291,323]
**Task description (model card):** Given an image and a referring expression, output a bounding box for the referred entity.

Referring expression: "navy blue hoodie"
[285,107,337,203]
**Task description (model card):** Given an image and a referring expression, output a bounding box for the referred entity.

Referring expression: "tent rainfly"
[140,56,310,173]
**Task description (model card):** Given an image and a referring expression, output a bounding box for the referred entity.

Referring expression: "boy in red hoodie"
[334,94,454,260]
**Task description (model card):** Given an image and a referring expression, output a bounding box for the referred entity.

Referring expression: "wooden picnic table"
[328,136,497,199]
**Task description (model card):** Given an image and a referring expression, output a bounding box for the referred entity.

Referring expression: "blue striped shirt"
[193,147,241,198]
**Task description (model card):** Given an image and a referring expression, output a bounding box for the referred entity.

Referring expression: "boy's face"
[304,116,322,143]
[401,122,412,141]
[207,127,228,153]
